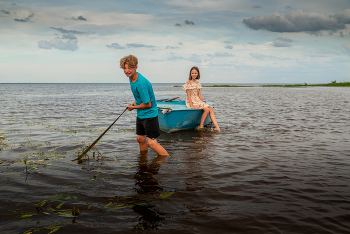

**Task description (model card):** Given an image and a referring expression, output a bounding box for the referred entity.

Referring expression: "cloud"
[184,20,195,25]
[50,27,86,34]
[253,6,262,9]
[178,42,183,46]
[175,20,196,27]
[127,43,154,48]
[243,9,350,33]
[66,16,87,21]
[248,42,256,45]
[308,31,323,36]
[333,9,350,24]
[189,54,202,63]
[286,6,292,9]
[223,41,233,44]
[152,52,202,62]
[106,43,125,49]
[208,52,235,57]
[303,49,340,57]
[272,37,293,47]
[38,38,78,51]
[342,44,350,51]
[14,13,34,22]
[340,31,344,37]
[61,34,77,40]
[105,43,155,49]
[225,45,233,49]
[250,53,291,60]
[304,53,329,58]
[168,53,185,60]
[1,10,11,14]
[165,46,179,49]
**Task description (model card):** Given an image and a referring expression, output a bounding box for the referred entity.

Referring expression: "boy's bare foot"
[214,127,220,131]
[197,126,204,130]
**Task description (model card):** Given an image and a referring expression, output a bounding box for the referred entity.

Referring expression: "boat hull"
[157,99,212,133]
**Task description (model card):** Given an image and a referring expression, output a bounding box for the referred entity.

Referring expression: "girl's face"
[191,69,198,80]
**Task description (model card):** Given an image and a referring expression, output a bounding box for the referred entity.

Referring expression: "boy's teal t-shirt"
[129,72,158,119]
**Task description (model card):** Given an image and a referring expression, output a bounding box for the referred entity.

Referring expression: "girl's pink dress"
[182,81,210,109]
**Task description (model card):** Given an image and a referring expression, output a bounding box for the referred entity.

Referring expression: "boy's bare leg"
[147,138,169,156]
[137,135,148,153]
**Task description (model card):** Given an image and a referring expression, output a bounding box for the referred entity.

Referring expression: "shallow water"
[1,84,350,234]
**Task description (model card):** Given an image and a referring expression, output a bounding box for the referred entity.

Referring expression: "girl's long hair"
[188,66,200,80]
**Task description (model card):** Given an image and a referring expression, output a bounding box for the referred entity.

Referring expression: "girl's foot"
[197,126,204,130]
[214,127,220,131]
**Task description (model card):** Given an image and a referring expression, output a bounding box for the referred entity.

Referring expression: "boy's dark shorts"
[136,116,160,139]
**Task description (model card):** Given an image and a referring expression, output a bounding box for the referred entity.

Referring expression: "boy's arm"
[127,101,151,111]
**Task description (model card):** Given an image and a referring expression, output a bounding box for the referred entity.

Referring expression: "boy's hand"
[127,102,136,111]
[127,104,134,111]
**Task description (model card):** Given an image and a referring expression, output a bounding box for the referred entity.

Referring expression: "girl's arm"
[186,89,193,107]
[198,89,204,102]
[186,89,200,109]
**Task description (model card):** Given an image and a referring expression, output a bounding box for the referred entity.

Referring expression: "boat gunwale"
[156,99,213,112]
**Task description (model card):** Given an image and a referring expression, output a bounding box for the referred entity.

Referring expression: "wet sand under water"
[0,84,350,234]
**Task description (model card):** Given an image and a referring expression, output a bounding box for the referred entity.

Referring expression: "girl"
[182,66,220,131]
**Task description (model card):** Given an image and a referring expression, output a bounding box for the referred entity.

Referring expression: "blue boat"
[156,97,213,133]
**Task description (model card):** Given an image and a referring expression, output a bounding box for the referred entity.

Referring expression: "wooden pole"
[74,107,128,161]
[163,96,179,102]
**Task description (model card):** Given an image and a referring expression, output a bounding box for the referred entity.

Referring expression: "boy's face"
[123,63,137,78]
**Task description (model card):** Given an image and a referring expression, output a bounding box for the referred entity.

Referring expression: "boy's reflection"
[133,153,168,230]
[134,153,168,194]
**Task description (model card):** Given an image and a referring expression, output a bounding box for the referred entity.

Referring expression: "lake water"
[1,83,350,234]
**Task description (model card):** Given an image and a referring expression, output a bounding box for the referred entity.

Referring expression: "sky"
[0,0,350,84]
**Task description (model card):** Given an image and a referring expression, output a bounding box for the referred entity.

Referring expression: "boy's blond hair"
[120,55,138,69]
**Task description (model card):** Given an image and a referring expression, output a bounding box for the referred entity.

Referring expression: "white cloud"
[208,52,235,57]
[38,38,79,51]
[272,37,293,47]
[106,43,125,49]
[250,53,292,60]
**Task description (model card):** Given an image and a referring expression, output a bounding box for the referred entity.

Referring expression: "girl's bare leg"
[208,106,220,131]
[199,107,210,129]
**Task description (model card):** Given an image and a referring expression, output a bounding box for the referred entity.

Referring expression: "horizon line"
[0,82,325,84]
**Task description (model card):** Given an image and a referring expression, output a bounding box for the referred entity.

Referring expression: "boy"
[120,55,169,156]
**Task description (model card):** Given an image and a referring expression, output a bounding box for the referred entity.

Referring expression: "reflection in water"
[132,154,168,230]
[134,154,168,194]
[132,204,165,231]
